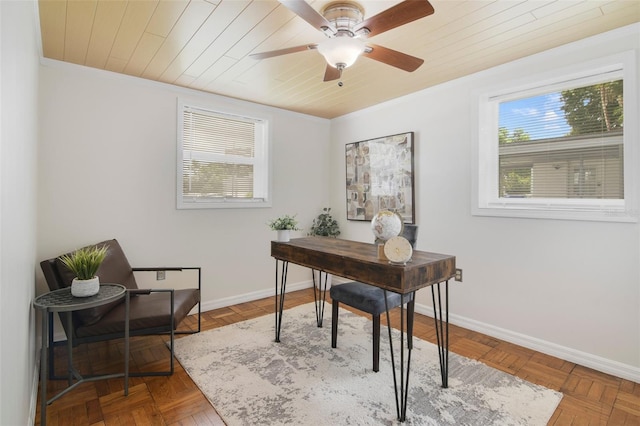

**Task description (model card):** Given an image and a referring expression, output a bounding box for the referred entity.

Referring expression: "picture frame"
[345,132,415,223]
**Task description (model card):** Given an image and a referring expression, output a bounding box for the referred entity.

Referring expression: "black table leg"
[384,290,416,422]
[48,313,55,380]
[65,312,75,386]
[312,270,329,327]
[275,260,288,342]
[124,291,130,396]
[431,280,449,388]
[40,309,49,426]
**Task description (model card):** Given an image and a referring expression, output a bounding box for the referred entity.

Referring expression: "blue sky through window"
[499,92,571,140]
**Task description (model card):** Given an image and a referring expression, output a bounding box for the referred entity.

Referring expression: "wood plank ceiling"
[38,0,640,119]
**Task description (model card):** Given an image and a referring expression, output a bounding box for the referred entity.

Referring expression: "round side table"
[33,284,126,426]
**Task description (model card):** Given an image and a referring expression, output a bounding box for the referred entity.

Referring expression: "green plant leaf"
[59,245,108,280]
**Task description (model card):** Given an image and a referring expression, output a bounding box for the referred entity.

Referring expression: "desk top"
[271,237,455,294]
[33,284,126,312]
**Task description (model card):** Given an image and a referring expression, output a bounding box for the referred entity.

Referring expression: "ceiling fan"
[250,0,435,83]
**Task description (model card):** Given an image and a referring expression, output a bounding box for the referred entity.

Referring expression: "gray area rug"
[173,303,562,425]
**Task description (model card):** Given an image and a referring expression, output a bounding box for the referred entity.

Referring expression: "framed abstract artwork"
[345,132,415,223]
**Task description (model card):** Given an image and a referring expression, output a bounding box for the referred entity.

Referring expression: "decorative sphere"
[371,210,402,242]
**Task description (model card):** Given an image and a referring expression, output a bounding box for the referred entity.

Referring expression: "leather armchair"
[39,239,201,378]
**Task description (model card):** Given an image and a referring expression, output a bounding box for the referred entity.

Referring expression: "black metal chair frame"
[41,263,202,380]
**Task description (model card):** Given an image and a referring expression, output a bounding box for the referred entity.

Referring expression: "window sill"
[472,203,637,223]
[178,199,272,209]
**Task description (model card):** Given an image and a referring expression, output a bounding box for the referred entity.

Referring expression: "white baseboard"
[200,280,315,312]
[199,275,351,312]
[414,303,640,383]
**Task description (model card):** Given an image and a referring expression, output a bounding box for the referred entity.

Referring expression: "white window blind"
[177,102,270,209]
[497,77,623,201]
[473,51,637,222]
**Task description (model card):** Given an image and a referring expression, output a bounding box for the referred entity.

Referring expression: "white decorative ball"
[371,210,402,242]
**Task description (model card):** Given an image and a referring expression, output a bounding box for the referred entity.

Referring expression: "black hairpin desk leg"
[384,291,416,422]
[312,269,329,327]
[431,280,449,388]
[274,260,288,342]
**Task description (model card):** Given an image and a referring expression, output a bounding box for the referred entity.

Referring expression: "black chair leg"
[331,301,339,348]
[373,314,380,372]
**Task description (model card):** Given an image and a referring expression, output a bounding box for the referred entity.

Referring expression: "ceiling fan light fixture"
[317,36,365,69]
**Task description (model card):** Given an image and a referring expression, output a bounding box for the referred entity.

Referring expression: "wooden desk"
[271,237,456,422]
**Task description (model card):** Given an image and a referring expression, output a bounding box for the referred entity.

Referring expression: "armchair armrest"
[130,267,201,334]
[132,267,201,291]
[127,288,174,295]
[132,267,201,290]
[132,267,201,272]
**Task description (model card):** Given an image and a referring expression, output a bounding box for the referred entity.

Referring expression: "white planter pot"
[313,270,332,289]
[71,276,100,297]
[276,230,290,242]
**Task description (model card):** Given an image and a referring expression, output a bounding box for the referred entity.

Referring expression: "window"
[177,101,270,209]
[473,52,637,222]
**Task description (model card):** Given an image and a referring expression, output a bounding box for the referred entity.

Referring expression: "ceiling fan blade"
[250,44,317,60]
[354,0,435,38]
[280,0,336,34]
[323,64,341,82]
[363,44,424,72]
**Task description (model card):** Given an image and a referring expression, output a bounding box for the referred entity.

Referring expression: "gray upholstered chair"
[330,225,418,372]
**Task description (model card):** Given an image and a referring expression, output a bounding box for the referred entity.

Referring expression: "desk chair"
[330,225,418,372]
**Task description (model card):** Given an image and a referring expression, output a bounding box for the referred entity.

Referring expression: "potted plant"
[308,207,340,238]
[267,214,300,242]
[59,245,108,297]
[309,207,340,289]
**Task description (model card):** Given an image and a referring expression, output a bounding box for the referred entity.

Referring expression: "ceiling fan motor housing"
[321,2,365,36]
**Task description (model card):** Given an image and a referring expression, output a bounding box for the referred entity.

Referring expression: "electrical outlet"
[455,268,463,282]
[156,270,166,281]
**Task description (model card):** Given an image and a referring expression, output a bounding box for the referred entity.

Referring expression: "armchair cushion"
[76,288,200,338]
[54,239,138,326]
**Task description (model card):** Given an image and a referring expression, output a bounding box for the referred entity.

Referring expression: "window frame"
[472,51,637,222]
[176,99,272,209]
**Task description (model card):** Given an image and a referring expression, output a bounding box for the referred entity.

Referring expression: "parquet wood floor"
[35,288,639,425]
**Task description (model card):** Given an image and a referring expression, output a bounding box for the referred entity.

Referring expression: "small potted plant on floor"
[59,245,109,297]
[267,214,300,242]
[308,207,340,288]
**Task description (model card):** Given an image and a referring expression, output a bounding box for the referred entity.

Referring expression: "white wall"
[0,1,40,424]
[37,62,331,311]
[330,24,640,380]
